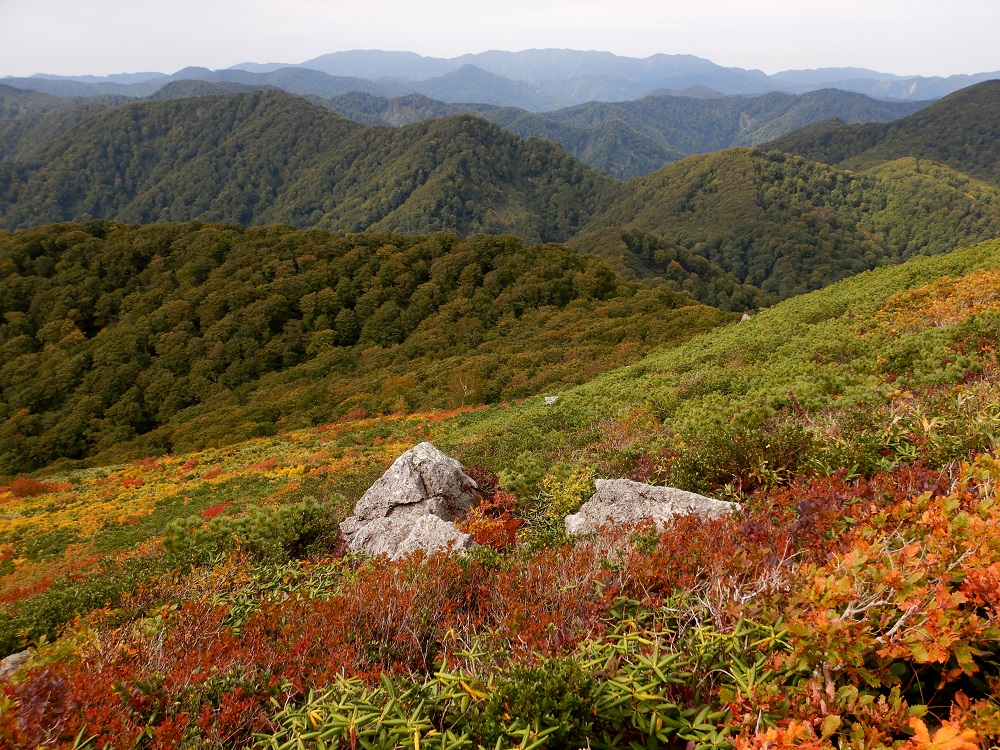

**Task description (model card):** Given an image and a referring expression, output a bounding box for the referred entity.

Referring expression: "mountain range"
[2,80,999,309]
[6,49,998,111]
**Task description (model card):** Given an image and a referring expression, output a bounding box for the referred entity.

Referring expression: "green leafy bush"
[163,498,341,565]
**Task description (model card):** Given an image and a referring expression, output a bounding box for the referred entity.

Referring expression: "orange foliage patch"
[879,269,1000,330]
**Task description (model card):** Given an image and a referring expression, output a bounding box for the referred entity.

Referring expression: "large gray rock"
[565,479,739,535]
[0,650,29,681]
[341,442,480,559]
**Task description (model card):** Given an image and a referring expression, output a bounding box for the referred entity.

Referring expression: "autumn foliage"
[1,451,998,748]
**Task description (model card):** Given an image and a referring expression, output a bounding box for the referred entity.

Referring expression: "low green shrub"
[163,497,342,565]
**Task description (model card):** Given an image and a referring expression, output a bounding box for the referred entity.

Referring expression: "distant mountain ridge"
[0,81,927,180]
[5,49,995,110]
[2,81,999,310]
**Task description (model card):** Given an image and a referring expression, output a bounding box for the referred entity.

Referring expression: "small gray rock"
[565,479,739,535]
[0,650,29,681]
[341,442,480,559]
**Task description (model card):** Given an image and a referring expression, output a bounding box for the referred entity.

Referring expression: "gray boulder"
[565,479,739,535]
[0,650,29,681]
[340,442,480,559]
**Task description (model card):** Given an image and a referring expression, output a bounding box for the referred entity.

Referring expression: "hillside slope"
[767,79,1000,185]
[2,239,999,748]
[575,147,1000,299]
[322,88,926,179]
[0,90,617,241]
[0,222,729,474]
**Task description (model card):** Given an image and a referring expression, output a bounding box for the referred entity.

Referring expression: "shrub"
[162,498,341,565]
[478,657,598,747]
[2,477,66,498]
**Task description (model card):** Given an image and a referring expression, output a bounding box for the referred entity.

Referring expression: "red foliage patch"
[201,502,233,520]
[2,477,68,498]
[5,458,995,747]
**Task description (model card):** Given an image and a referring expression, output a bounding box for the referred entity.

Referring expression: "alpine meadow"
[1,37,1000,750]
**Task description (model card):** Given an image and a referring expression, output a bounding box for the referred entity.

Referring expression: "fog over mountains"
[5,49,999,110]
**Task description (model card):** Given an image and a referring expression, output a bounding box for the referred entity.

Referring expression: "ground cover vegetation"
[1,239,999,747]
[0,221,731,475]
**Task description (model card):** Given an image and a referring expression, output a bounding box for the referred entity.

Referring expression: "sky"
[0,0,997,79]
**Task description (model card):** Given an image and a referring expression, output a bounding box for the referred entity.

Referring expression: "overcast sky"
[1,0,997,78]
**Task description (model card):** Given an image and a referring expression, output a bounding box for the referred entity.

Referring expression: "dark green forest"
[766,79,1000,185]
[576,146,1000,298]
[0,222,729,475]
[2,82,998,305]
[0,90,617,242]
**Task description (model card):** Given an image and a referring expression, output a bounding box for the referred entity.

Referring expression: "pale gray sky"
[0,0,996,78]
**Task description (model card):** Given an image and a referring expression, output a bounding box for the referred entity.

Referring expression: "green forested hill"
[2,85,999,308]
[575,147,1000,299]
[0,84,131,120]
[0,222,729,474]
[321,88,926,178]
[767,79,1000,184]
[0,90,617,242]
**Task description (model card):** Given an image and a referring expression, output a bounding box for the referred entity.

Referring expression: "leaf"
[820,715,842,739]
[909,718,980,750]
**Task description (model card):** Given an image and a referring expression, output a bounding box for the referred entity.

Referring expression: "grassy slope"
[2,239,1000,746]
[3,237,999,615]
[447,238,1000,475]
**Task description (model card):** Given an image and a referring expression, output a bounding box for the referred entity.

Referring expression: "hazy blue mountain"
[6,50,994,105]
[29,71,168,84]
[770,68,905,85]
[194,67,408,99]
[407,65,561,110]
[298,48,773,91]
[298,50,458,80]
[227,62,296,74]
[0,68,210,97]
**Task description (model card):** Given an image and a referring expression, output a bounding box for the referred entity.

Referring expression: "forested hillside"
[0,222,729,474]
[576,147,1000,298]
[321,88,925,178]
[767,79,1000,184]
[1,82,998,307]
[0,90,617,241]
